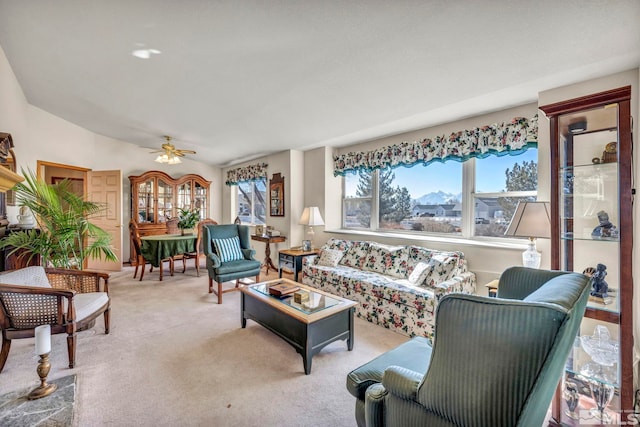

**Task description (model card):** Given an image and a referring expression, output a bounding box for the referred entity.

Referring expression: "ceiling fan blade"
[176,150,197,155]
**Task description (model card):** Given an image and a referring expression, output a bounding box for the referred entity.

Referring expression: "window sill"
[324,228,530,251]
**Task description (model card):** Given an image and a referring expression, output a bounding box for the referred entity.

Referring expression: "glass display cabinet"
[541,86,633,425]
[129,170,211,263]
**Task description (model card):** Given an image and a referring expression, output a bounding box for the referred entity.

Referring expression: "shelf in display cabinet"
[560,233,619,242]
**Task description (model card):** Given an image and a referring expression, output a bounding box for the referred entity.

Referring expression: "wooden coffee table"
[240,278,357,374]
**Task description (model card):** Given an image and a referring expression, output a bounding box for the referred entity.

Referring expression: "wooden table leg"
[263,241,278,274]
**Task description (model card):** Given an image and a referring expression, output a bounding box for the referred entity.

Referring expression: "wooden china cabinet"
[128,170,210,262]
[541,86,634,425]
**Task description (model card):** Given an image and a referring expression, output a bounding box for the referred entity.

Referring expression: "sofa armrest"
[302,255,317,267]
[431,271,476,300]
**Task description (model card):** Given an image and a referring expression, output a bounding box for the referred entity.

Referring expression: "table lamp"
[299,207,324,238]
[504,201,551,269]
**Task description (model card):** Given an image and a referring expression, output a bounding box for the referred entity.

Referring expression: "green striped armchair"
[346,266,590,427]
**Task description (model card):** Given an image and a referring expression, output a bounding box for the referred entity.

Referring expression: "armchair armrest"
[45,268,109,294]
[241,248,256,260]
[381,366,423,400]
[0,284,76,328]
[207,253,221,269]
[363,366,423,427]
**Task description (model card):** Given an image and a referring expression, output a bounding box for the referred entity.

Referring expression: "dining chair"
[180,218,218,276]
[128,220,173,281]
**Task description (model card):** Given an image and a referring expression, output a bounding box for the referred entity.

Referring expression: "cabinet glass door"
[137,180,154,223]
[194,182,207,219]
[177,182,191,212]
[157,178,173,223]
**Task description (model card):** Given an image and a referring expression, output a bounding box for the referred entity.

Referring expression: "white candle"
[34,324,51,355]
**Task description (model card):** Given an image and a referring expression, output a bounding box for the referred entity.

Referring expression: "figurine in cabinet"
[590,263,609,299]
[591,210,618,239]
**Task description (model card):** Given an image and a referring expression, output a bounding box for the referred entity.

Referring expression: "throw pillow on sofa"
[318,248,345,267]
[424,252,461,286]
[362,243,409,279]
[406,246,433,278]
[324,237,352,252]
[339,241,370,269]
[408,261,433,286]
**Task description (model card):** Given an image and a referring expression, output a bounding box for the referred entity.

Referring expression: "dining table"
[140,234,197,268]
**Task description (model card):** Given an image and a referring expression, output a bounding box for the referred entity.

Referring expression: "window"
[473,149,538,237]
[342,149,538,238]
[237,179,266,225]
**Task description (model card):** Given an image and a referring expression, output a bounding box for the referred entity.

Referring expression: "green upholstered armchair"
[347,266,590,427]
[203,224,261,304]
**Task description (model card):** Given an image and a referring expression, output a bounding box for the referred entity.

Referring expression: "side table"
[278,248,320,282]
[251,234,286,274]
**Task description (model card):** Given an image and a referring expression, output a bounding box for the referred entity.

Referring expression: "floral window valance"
[333,115,538,176]
[225,162,268,186]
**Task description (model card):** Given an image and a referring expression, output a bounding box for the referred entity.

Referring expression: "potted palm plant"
[177,207,200,235]
[0,169,118,269]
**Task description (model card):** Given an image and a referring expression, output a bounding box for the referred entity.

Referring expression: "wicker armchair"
[0,266,110,372]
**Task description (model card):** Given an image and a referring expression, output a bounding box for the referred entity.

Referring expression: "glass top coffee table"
[240,279,357,374]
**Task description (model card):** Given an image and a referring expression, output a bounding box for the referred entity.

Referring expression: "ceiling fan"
[150,136,196,164]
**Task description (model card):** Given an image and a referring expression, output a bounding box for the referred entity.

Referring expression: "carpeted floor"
[0,266,407,426]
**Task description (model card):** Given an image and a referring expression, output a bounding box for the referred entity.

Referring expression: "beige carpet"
[0,266,408,427]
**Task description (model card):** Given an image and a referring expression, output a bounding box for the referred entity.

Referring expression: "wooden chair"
[129,220,173,281]
[0,266,110,372]
[180,218,218,276]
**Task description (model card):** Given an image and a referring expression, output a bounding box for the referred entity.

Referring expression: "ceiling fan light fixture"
[151,135,194,164]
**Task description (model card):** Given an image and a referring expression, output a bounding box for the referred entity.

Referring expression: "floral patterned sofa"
[301,238,476,339]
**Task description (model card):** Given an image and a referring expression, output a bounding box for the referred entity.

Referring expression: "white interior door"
[87,170,122,272]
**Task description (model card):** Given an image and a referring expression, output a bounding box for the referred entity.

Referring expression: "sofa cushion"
[339,241,370,269]
[0,266,51,288]
[318,248,345,267]
[363,243,409,279]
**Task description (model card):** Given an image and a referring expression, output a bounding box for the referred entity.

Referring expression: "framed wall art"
[269,173,284,217]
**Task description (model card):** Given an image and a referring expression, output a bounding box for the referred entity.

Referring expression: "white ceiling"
[0,1,638,167]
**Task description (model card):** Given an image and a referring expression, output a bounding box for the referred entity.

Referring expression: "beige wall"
[0,45,222,263]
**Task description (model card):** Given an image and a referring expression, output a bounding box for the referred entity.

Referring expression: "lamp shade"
[299,207,324,226]
[504,201,551,239]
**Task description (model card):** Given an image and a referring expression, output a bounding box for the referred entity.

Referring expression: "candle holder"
[27,352,57,400]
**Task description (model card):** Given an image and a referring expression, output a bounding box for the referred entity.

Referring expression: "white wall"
[0,45,222,263]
